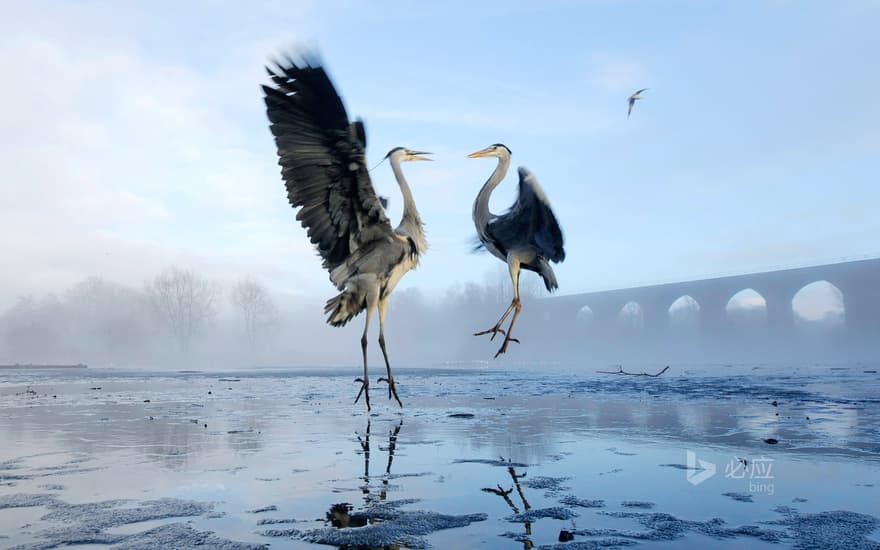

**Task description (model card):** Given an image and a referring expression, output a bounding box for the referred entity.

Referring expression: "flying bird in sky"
[627,88,648,118]
[468,144,565,358]
[263,55,430,410]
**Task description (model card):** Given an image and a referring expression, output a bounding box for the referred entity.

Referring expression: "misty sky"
[2,1,878,310]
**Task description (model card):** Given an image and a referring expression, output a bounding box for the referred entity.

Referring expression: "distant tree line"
[0,268,282,367]
[0,265,538,368]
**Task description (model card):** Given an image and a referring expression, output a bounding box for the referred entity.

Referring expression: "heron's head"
[384,147,433,162]
[467,143,511,160]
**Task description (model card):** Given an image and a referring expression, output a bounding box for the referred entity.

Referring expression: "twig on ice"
[597,365,670,377]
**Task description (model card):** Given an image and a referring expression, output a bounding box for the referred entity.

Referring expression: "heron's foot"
[377,376,403,408]
[473,326,506,341]
[354,377,371,411]
[493,335,521,358]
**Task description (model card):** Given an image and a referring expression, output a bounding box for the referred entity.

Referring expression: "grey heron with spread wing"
[468,144,565,357]
[263,55,429,410]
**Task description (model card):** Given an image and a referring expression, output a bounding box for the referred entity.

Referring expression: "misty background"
[0,266,549,369]
[2,2,878,370]
[0,265,854,369]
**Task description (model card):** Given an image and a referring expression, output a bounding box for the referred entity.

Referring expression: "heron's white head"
[385,147,433,162]
[467,143,511,160]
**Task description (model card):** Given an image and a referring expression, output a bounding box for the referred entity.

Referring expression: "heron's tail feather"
[324,286,365,327]
[537,258,558,292]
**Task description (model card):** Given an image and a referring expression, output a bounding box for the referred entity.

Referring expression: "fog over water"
[0,263,866,371]
[0,267,547,370]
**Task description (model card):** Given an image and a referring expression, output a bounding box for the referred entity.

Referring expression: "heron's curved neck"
[473,155,510,233]
[390,157,426,252]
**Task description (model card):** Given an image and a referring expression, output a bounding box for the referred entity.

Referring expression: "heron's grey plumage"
[263,54,427,409]
[469,144,565,357]
[263,56,391,282]
[476,167,564,290]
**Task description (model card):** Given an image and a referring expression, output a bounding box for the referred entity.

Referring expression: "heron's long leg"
[476,255,526,343]
[473,301,516,340]
[354,295,378,411]
[495,259,523,358]
[495,300,522,358]
[376,297,403,407]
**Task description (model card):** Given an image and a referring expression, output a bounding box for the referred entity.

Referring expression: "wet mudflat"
[1,364,879,549]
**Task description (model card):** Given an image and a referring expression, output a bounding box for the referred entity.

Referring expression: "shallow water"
[1,364,878,549]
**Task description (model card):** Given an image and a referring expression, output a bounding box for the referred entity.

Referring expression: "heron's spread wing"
[516,167,565,263]
[263,56,393,278]
[487,167,565,263]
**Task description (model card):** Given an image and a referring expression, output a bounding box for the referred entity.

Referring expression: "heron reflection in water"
[324,419,403,548]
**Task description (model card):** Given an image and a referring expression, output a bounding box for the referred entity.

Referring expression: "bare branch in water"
[597,365,670,377]
[507,466,531,511]
[481,485,519,514]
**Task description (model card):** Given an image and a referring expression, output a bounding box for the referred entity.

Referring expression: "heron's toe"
[378,377,403,408]
[353,378,370,410]
[473,327,506,338]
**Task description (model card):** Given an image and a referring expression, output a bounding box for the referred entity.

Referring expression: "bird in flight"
[263,54,430,410]
[468,144,565,357]
[628,88,648,118]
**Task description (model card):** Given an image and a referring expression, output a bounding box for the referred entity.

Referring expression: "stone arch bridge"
[524,258,880,363]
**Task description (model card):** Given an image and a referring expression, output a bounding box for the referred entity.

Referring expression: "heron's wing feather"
[489,167,565,263]
[328,233,409,286]
[518,167,565,262]
[263,55,393,280]
[470,234,487,253]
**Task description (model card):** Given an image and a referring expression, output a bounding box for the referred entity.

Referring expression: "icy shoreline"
[1,365,878,548]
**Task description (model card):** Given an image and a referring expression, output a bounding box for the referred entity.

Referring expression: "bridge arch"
[618,301,644,329]
[576,305,594,329]
[668,295,701,327]
[792,280,845,327]
[726,288,768,326]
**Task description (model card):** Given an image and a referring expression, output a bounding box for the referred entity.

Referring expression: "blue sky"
[1,1,878,309]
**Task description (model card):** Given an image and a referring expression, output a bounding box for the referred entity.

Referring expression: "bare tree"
[63,277,150,363]
[145,268,219,352]
[0,295,64,363]
[230,278,279,351]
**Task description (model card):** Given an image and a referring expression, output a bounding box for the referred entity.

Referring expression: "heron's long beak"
[409,151,433,161]
[467,147,493,158]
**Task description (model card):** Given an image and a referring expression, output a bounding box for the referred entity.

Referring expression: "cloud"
[589,52,650,93]
[0,2,320,307]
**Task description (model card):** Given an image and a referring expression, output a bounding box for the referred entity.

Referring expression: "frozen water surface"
[0,364,878,548]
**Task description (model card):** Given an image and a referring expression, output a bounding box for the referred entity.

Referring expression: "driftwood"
[597,365,670,377]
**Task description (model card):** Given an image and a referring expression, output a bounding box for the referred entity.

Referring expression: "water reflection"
[482,461,533,549]
[324,419,405,549]
[355,419,403,505]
